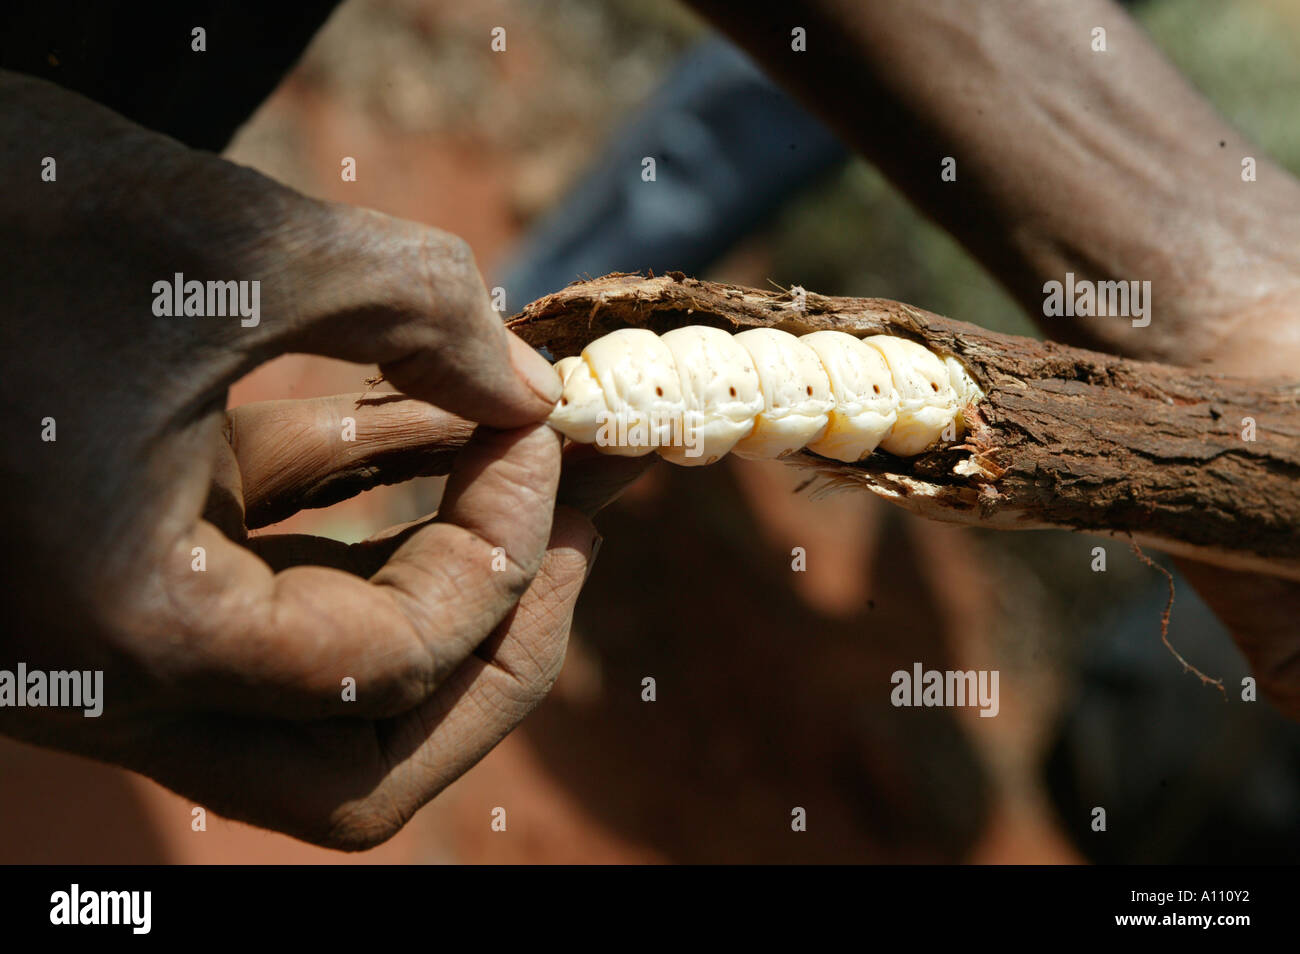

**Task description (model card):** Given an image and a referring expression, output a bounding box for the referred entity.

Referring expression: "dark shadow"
[524,460,989,862]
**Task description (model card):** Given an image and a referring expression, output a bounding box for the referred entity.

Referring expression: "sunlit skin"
[2,0,1300,855]
[0,69,643,850]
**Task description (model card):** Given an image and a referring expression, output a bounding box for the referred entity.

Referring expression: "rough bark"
[507,273,1300,580]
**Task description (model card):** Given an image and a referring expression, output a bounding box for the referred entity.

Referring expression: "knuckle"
[418,231,486,318]
[520,639,568,696]
[385,638,445,707]
[427,229,477,271]
[481,667,552,718]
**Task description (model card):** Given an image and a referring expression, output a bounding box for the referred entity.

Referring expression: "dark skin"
[1,0,1296,852]
[0,70,643,849]
[690,0,1300,716]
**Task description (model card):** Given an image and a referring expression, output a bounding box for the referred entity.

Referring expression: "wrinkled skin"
[0,71,648,849]
[694,0,1300,718]
[4,0,1300,855]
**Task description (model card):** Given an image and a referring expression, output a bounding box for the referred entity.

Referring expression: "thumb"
[246,199,560,428]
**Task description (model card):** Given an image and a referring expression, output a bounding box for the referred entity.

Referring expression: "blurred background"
[3,0,1299,863]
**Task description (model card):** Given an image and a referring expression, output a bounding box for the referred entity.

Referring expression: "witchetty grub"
[547,326,985,464]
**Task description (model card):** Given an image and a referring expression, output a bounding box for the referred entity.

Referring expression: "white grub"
[547,327,983,464]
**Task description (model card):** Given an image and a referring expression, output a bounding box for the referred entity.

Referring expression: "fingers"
[360,505,595,844]
[228,390,651,533]
[558,442,659,518]
[242,438,648,579]
[246,516,436,576]
[369,423,563,661]
[153,424,562,721]
[227,393,472,529]
[119,505,597,851]
[1,77,557,432]
[252,203,560,428]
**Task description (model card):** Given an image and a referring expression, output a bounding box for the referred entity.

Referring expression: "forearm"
[685,0,1300,372]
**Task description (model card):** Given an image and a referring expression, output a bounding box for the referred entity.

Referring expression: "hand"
[688,0,1300,716]
[0,70,622,848]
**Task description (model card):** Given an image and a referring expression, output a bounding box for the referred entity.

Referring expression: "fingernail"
[583,532,603,584]
[507,332,562,404]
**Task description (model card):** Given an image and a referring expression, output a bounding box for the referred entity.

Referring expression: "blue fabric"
[495,36,848,309]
